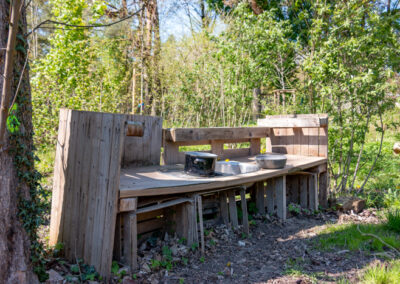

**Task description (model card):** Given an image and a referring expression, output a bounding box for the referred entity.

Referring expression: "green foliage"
[361,260,400,284]
[386,209,400,233]
[288,203,301,215]
[315,223,400,252]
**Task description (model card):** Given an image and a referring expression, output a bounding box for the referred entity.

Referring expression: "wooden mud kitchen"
[49,109,329,278]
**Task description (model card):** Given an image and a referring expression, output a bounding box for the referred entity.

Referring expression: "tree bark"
[0,2,38,283]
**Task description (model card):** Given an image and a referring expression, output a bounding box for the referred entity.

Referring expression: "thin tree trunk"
[0,1,39,283]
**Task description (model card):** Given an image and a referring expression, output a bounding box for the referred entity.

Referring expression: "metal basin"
[255,154,287,169]
[215,161,260,175]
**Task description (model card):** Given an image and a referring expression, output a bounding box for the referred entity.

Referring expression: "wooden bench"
[49,109,329,278]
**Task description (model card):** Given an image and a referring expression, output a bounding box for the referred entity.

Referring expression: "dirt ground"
[130,211,381,284]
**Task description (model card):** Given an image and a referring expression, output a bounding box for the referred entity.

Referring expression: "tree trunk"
[0,2,38,283]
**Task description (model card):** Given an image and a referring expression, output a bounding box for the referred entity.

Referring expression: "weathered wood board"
[49,109,125,277]
[119,155,326,198]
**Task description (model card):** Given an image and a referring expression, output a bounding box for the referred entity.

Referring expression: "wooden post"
[266,179,275,215]
[240,188,249,235]
[318,171,328,208]
[219,191,229,226]
[255,181,265,214]
[308,173,318,211]
[197,195,205,255]
[275,176,286,220]
[286,176,299,205]
[299,175,308,208]
[122,212,138,270]
[228,190,238,227]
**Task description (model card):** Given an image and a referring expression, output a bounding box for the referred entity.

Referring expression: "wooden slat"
[137,218,164,234]
[122,213,138,270]
[228,190,238,227]
[258,115,327,128]
[137,209,164,222]
[308,128,320,157]
[162,141,180,165]
[319,171,328,208]
[255,181,265,214]
[275,176,286,220]
[308,174,318,211]
[164,127,270,142]
[219,191,229,225]
[49,109,70,245]
[197,196,205,255]
[266,179,275,215]
[250,138,261,156]
[299,175,308,208]
[300,128,309,156]
[319,126,328,157]
[240,188,249,235]
[136,198,193,214]
[123,115,162,166]
[286,175,299,204]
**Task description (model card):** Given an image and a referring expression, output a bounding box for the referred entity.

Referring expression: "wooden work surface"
[119,155,326,198]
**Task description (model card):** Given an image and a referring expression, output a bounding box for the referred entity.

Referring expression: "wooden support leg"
[240,188,249,235]
[318,171,328,208]
[176,201,197,246]
[219,191,229,226]
[255,181,265,214]
[122,212,137,270]
[266,179,276,215]
[308,173,318,211]
[228,190,239,228]
[299,175,308,208]
[113,214,122,261]
[197,195,205,255]
[275,176,287,220]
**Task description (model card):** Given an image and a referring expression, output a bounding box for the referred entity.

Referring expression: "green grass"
[386,209,400,233]
[361,260,400,284]
[315,223,400,253]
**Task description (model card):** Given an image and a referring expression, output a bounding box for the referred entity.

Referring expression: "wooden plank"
[119,155,327,198]
[318,171,328,208]
[211,140,224,156]
[258,116,327,128]
[83,113,103,263]
[266,179,275,215]
[164,127,270,142]
[175,203,189,244]
[228,190,238,227]
[162,141,180,165]
[300,128,309,156]
[123,213,138,270]
[221,148,250,159]
[293,128,302,155]
[219,191,229,225]
[299,175,308,208]
[136,198,193,214]
[188,200,197,246]
[123,115,162,166]
[240,188,249,235]
[49,108,70,245]
[137,218,164,234]
[308,173,318,211]
[275,176,286,220]
[308,128,320,157]
[119,198,138,212]
[197,196,205,255]
[319,126,328,158]
[113,214,122,261]
[137,209,164,222]
[286,175,299,205]
[255,181,265,214]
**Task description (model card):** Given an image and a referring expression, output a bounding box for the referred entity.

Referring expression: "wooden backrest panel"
[49,109,125,277]
[162,127,269,164]
[258,114,328,157]
[122,114,162,166]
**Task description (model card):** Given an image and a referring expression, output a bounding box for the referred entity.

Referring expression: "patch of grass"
[315,223,400,253]
[361,260,400,284]
[283,258,318,283]
[386,209,400,233]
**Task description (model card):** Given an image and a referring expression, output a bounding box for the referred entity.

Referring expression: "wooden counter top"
[119,155,326,198]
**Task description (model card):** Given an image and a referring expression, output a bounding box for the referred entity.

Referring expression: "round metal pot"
[184,152,218,176]
[255,154,287,169]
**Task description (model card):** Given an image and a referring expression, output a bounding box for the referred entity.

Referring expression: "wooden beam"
[122,212,137,271]
[228,190,238,227]
[275,176,286,220]
[119,198,137,212]
[255,181,265,214]
[240,188,249,235]
[164,127,270,142]
[258,116,328,128]
[299,175,308,208]
[197,196,205,255]
[308,173,318,211]
[219,191,229,225]
[136,198,193,214]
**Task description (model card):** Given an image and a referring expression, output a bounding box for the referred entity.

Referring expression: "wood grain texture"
[255,181,265,214]
[49,109,125,278]
[228,190,238,227]
[164,127,270,142]
[240,188,249,235]
[123,114,162,166]
[275,176,286,220]
[266,179,276,215]
[219,191,229,225]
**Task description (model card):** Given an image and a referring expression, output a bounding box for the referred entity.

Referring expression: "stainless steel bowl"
[255,154,287,169]
[215,161,241,175]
